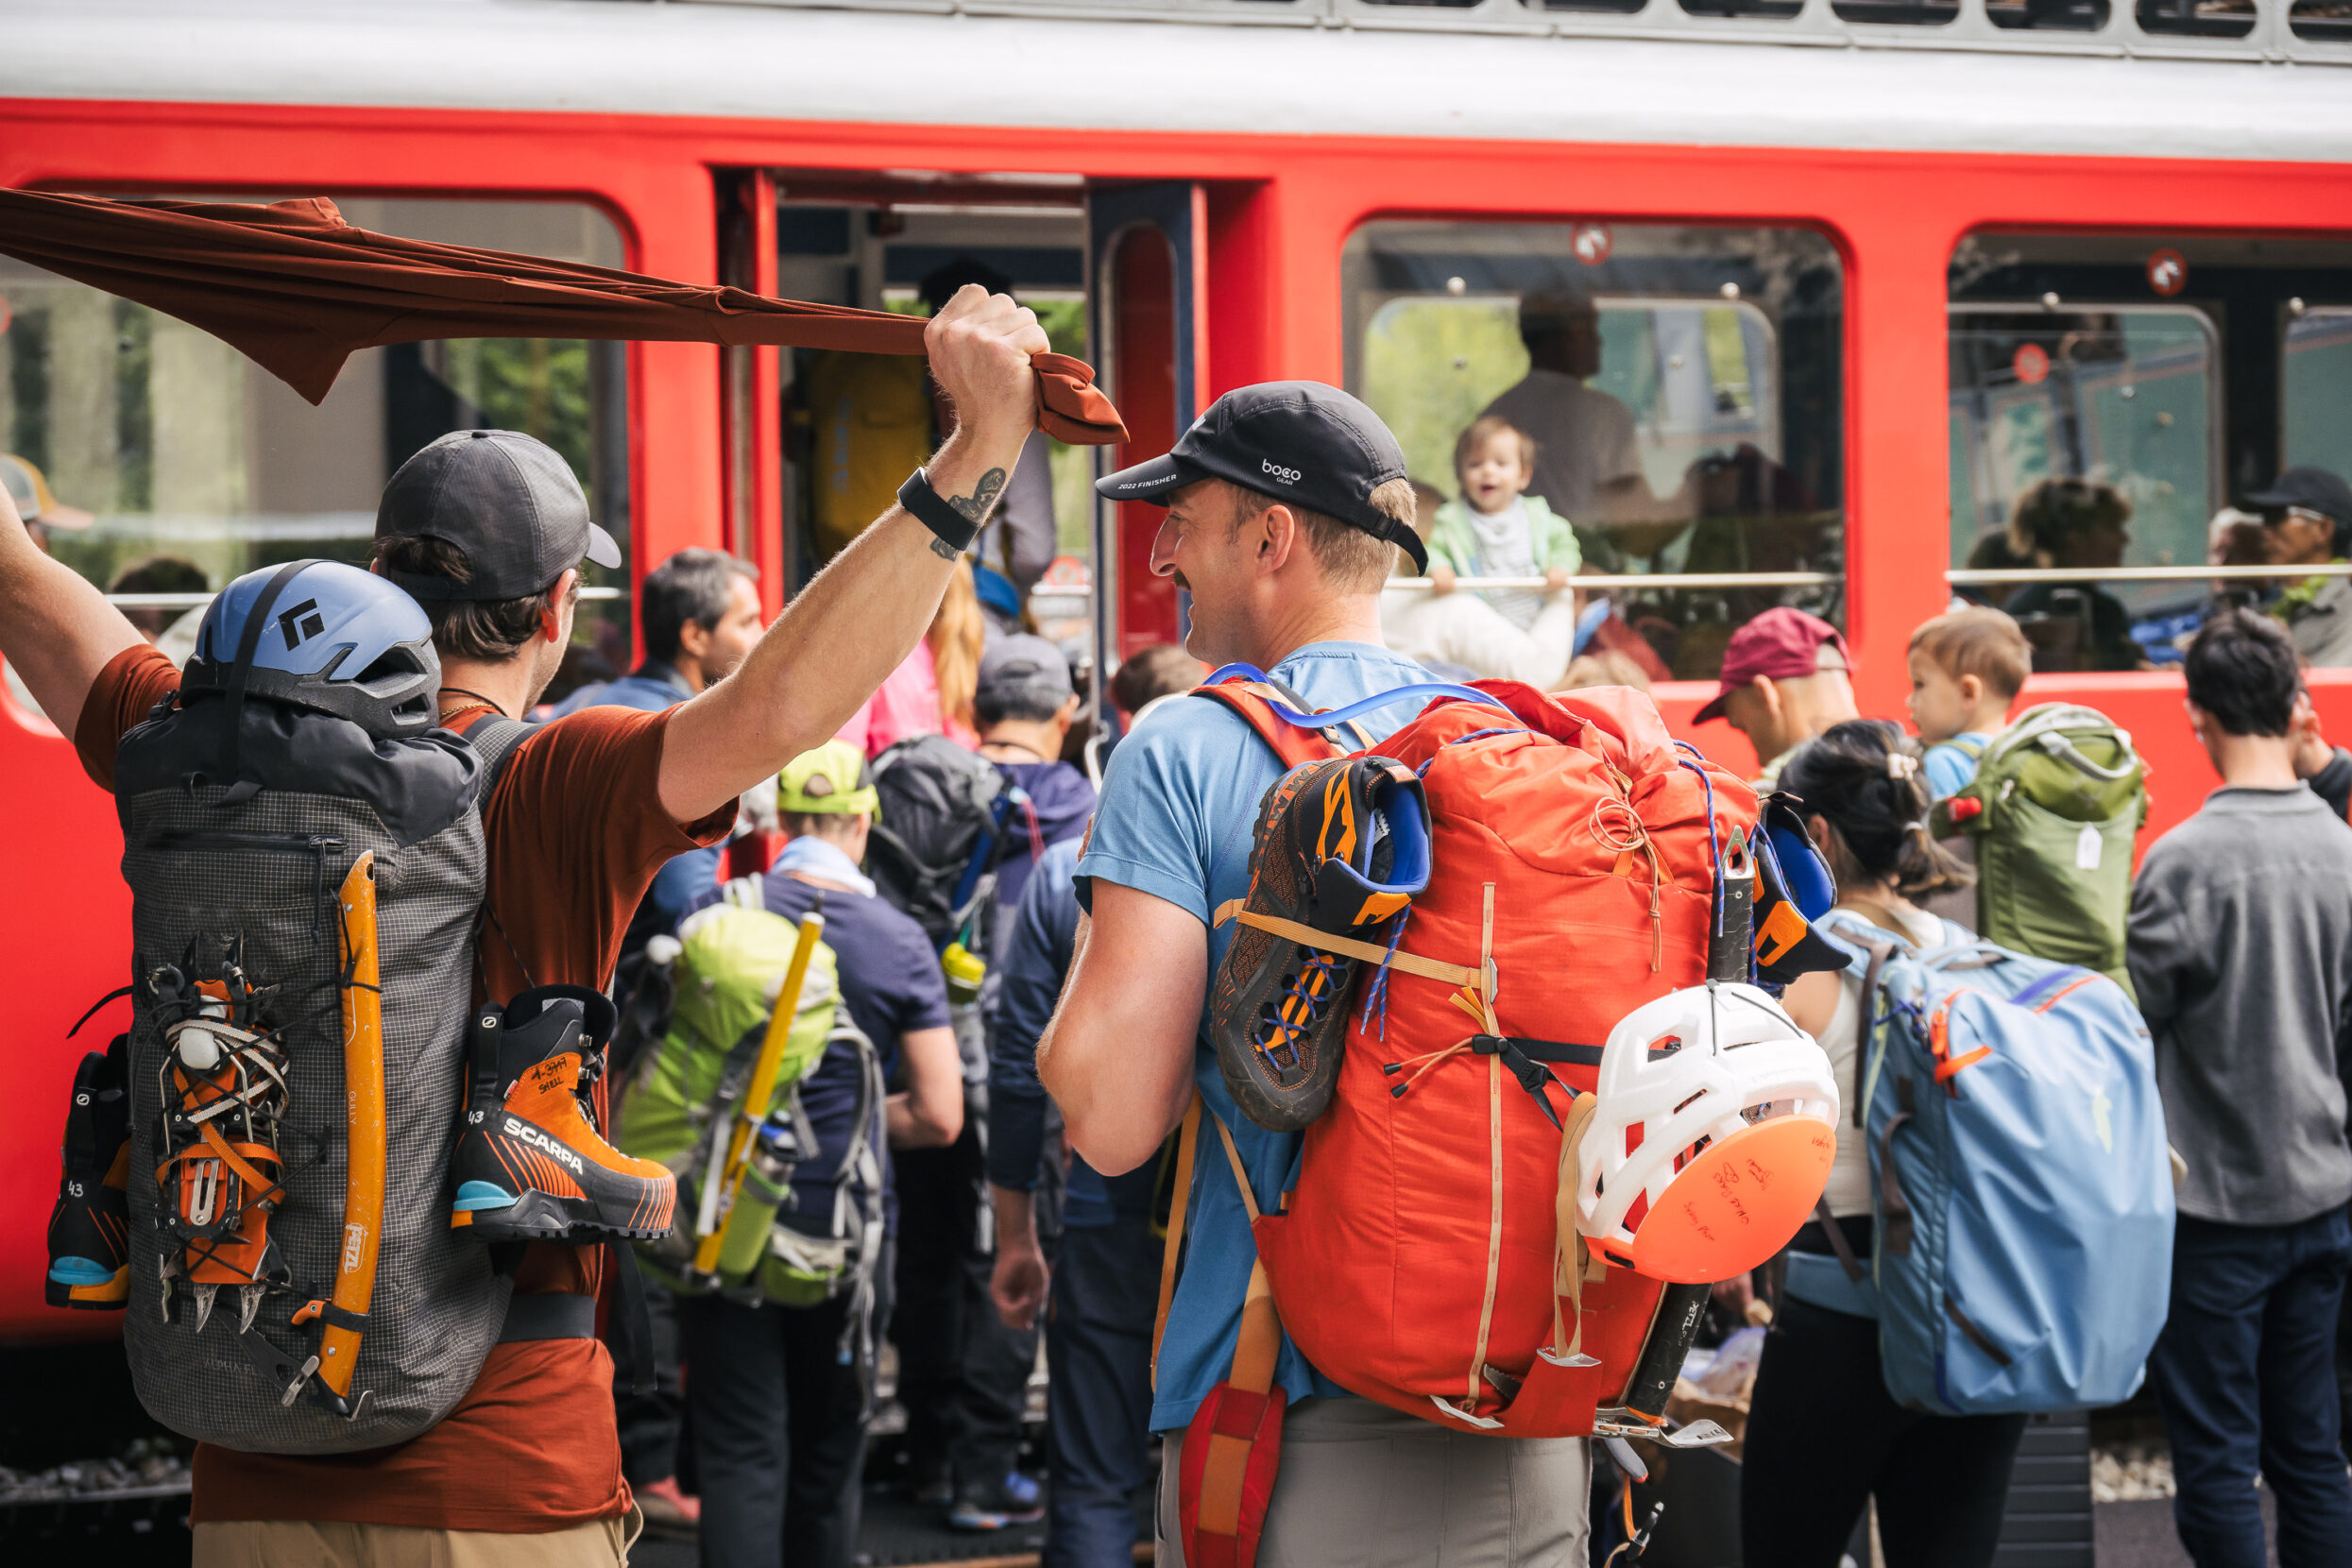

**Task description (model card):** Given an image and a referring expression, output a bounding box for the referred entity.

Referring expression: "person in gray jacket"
[2128,607,2352,1568]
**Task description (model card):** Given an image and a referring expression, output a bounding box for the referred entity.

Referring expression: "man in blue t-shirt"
[1041,383,1590,1565]
[673,742,965,1568]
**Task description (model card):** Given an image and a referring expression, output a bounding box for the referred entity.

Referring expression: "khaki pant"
[1157,1398,1591,1568]
[193,1507,639,1567]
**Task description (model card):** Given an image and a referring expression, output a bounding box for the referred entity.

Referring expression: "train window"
[1344,219,1844,684]
[2284,309,2352,474]
[0,197,631,719]
[1950,230,2352,673]
[2134,0,2256,34]
[1986,0,2110,27]
[2290,0,2352,40]
[1829,0,1957,25]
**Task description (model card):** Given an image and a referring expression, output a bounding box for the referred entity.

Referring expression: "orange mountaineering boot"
[450,986,677,1244]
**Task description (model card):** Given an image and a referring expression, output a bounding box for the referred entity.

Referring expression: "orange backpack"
[1177,674,1761,1434]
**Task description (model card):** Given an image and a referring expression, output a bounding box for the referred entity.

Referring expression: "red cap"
[1693,607,1852,725]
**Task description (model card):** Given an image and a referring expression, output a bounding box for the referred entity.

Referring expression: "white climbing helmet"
[1574,981,1841,1284]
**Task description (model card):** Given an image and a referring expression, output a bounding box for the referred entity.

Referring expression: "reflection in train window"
[2285,309,2352,476]
[1344,221,1843,684]
[1949,230,2352,673]
[0,198,632,714]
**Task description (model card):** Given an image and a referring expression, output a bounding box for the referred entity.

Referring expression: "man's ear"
[1750,673,1782,718]
[1057,692,1082,725]
[1254,503,1300,574]
[540,569,579,644]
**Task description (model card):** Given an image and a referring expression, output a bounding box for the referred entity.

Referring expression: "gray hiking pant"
[1155,1397,1591,1567]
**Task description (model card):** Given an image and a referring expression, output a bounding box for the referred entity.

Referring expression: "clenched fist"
[926,284,1051,452]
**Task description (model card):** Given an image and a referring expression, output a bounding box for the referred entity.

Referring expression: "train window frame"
[1947,299,2224,602]
[1341,214,1848,684]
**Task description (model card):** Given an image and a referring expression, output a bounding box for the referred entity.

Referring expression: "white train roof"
[5,0,2350,166]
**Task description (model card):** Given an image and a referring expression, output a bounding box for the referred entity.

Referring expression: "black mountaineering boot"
[47,1035,131,1309]
[450,986,677,1243]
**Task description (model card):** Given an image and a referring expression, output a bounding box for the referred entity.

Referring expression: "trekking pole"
[307,852,382,1417]
[691,912,824,1280]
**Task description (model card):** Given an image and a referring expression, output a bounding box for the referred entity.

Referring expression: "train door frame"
[1088,181,1210,729]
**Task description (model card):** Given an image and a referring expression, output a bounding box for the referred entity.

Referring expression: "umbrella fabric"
[0,190,1125,444]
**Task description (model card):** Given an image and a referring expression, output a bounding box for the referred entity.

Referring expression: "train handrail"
[1946,564,2352,585]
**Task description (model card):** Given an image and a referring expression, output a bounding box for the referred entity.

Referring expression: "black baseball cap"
[1096,382,1424,572]
[2246,466,2352,528]
[375,429,622,603]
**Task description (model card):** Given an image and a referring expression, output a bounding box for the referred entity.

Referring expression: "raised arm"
[0,481,145,739]
[1035,881,1207,1177]
[657,286,1048,822]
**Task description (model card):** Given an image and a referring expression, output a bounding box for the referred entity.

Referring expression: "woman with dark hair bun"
[1740,720,2029,1568]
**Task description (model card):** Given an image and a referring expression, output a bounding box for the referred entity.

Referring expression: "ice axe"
[690,912,825,1282]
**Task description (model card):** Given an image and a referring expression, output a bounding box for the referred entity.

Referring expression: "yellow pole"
[692,912,824,1277]
[318,852,382,1401]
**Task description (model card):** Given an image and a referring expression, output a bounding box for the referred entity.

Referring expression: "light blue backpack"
[1812,911,2174,1415]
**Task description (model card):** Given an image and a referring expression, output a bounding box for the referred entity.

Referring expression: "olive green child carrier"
[1933,704,2148,993]
[614,881,887,1342]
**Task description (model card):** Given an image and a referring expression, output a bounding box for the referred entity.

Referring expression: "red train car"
[4,0,2350,1340]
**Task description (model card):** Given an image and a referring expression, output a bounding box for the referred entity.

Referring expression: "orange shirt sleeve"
[72,643,181,793]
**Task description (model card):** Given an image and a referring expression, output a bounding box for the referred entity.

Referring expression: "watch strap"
[898,468,980,554]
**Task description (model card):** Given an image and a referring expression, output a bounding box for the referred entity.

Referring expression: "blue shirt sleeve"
[986,839,1082,1193]
[1073,700,1222,925]
[1922,741,1980,802]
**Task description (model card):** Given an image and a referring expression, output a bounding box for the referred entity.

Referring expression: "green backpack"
[1933,704,2148,993]
[615,884,885,1326]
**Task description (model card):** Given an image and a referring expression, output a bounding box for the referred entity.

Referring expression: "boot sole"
[451,1185,673,1244]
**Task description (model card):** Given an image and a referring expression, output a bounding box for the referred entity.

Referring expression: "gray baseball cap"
[977,634,1075,711]
[375,429,622,603]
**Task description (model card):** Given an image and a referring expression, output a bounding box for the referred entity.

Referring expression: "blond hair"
[1559,650,1653,694]
[1908,605,2032,704]
[1453,416,1538,483]
[1231,478,1420,594]
[928,559,985,736]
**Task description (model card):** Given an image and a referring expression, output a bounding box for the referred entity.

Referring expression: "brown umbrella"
[0,189,1125,444]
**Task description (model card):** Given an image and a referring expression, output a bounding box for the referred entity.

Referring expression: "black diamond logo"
[277,599,326,650]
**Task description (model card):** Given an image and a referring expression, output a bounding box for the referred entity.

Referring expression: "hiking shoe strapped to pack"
[1209,755,1432,1133]
[451,986,678,1244]
[46,1034,132,1309]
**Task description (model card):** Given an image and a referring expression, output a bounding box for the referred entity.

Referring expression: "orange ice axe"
[304,851,382,1416]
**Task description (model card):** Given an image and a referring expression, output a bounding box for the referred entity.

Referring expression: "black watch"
[898,468,978,554]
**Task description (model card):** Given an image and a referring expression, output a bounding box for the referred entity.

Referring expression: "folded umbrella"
[0,189,1125,445]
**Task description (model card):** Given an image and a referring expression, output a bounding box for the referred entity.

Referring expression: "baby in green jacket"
[1425,415,1580,631]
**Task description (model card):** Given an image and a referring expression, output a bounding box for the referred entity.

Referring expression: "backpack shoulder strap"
[1192,680,1355,771]
[460,712,535,793]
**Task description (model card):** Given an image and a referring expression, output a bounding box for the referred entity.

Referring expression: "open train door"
[1088,182,1209,712]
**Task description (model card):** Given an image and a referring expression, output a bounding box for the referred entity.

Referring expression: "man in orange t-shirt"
[0,286,1050,1566]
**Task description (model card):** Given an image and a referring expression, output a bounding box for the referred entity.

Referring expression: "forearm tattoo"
[948,469,1007,525]
[929,535,960,560]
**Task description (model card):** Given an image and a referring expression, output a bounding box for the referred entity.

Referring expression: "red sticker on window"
[2013,344,2051,385]
[1571,224,1613,266]
[2148,249,2188,298]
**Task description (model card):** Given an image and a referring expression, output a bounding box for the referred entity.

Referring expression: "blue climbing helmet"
[183,559,440,738]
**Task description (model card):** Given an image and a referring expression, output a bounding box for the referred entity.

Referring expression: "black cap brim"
[1096,452,1208,504]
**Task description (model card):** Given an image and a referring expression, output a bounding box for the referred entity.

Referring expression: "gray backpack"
[111,683,529,1454]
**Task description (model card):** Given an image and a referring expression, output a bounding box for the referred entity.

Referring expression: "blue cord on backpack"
[1201,663,1512,732]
